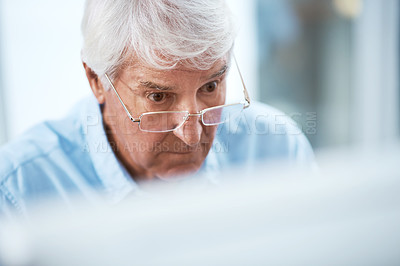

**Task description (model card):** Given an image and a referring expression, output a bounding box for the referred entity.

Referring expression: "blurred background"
[0,0,399,151]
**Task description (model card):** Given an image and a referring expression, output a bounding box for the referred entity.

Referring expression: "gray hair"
[81,0,236,84]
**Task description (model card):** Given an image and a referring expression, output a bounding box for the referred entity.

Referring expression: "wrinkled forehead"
[118,54,231,81]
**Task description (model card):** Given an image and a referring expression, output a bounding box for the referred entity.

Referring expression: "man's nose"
[173,114,202,146]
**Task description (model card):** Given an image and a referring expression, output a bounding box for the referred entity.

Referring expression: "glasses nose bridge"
[187,112,202,117]
[183,112,202,124]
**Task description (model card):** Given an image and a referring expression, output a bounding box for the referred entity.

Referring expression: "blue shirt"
[0,95,314,218]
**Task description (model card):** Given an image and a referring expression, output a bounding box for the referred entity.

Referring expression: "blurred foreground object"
[0,145,399,266]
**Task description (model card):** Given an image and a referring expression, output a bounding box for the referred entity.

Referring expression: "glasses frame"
[104,55,251,133]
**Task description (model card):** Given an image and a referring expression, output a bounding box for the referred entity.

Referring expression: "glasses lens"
[139,111,188,132]
[202,103,244,126]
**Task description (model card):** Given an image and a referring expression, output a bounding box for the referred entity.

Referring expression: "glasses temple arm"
[104,74,140,122]
[233,54,251,108]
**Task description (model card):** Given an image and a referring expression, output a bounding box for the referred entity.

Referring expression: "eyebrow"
[208,65,228,80]
[138,64,229,91]
[139,81,174,91]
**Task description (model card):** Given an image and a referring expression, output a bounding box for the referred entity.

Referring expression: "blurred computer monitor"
[0,145,399,266]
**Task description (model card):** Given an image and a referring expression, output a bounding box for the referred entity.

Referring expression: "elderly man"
[0,0,314,217]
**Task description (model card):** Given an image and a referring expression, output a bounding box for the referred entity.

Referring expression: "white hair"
[81,0,236,84]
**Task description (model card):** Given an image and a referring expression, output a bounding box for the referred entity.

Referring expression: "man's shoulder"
[0,96,97,179]
[0,123,58,176]
[214,101,315,164]
[242,101,300,133]
[0,97,103,216]
[0,123,81,183]
[0,122,71,216]
[0,96,100,186]
[218,101,304,138]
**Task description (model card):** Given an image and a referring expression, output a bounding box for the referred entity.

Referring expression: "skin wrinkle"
[85,55,228,182]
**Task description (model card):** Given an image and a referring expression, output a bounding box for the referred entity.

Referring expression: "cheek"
[123,130,167,163]
[203,125,218,146]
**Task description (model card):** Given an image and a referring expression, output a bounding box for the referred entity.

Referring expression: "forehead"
[118,57,229,84]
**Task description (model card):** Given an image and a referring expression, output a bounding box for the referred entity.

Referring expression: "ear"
[83,62,106,104]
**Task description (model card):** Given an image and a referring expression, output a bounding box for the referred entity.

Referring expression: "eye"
[200,81,218,93]
[148,92,167,102]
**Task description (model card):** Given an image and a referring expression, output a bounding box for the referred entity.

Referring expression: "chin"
[156,163,201,181]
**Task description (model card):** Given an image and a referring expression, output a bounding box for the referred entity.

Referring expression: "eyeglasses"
[104,56,251,133]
